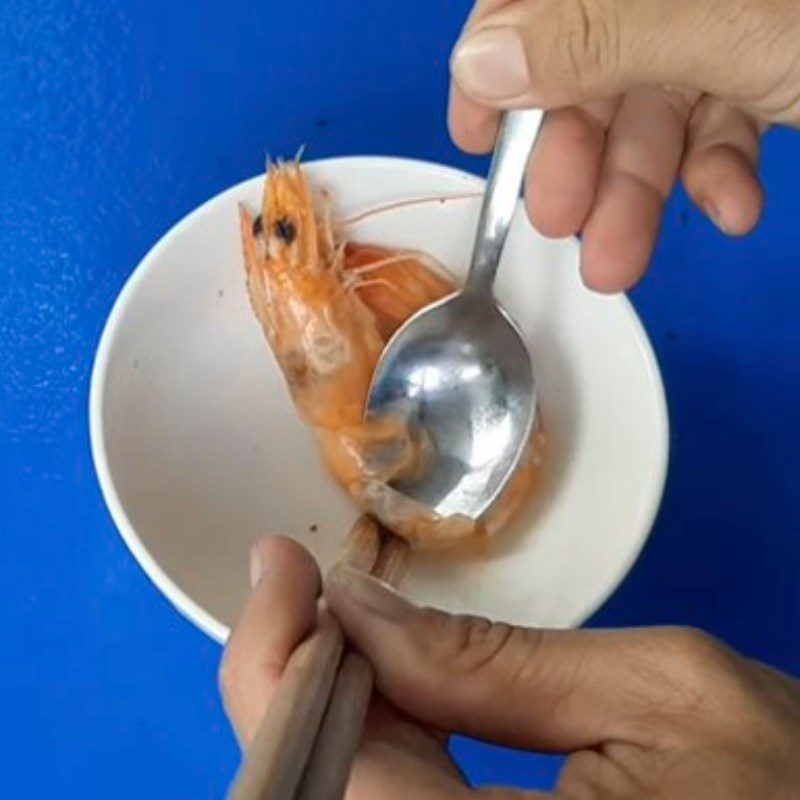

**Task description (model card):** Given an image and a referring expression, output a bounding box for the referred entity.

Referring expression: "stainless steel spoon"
[366,109,542,520]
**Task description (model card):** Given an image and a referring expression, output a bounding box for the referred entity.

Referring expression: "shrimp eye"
[252,214,263,236]
[274,217,296,244]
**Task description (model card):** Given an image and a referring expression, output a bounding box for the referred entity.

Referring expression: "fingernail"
[250,541,267,587]
[700,197,730,234]
[451,27,531,101]
[326,566,415,623]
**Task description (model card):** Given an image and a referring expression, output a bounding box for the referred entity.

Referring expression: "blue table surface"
[2,0,800,795]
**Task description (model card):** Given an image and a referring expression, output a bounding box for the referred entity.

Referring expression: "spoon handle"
[466,108,543,294]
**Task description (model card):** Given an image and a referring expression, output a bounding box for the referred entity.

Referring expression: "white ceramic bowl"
[90,156,669,643]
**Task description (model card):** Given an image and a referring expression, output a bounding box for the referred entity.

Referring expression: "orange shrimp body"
[343,243,454,339]
[242,162,542,549]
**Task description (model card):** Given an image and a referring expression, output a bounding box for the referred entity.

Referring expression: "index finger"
[327,567,741,752]
[220,536,321,746]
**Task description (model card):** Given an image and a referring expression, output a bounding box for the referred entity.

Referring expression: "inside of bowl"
[94,158,667,639]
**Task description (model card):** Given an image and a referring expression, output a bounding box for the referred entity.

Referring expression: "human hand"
[221,537,800,798]
[449,0,800,292]
[325,565,800,798]
[220,536,470,799]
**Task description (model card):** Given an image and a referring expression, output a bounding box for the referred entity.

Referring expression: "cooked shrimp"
[241,160,543,549]
[342,243,454,339]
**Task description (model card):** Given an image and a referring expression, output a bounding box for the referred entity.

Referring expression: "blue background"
[2,0,799,796]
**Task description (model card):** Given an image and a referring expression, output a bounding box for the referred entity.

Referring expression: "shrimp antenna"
[294,143,307,163]
[337,192,482,227]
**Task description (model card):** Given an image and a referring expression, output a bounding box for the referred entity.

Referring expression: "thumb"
[326,566,731,752]
[451,0,800,124]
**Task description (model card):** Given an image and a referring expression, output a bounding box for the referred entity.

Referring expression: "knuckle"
[425,610,534,678]
[557,749,608,798]
[706,0,800,123]
[648,627,734,708]
[659,86,700,120]
[642,628,784,731]
[752,66,800,124]
[554,0,622,83]
[660,626,725,669]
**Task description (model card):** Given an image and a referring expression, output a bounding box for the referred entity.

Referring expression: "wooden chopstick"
[295,532,409,800]
[226,516,383,800]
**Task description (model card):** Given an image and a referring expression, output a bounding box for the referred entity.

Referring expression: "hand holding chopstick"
[294,532,408,800]
[223,512,800,800]
[226,517,409,800]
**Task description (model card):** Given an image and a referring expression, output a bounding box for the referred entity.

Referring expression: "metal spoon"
[366,109,542,520]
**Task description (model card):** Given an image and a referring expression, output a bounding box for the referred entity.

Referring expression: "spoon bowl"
[367,291,536,519]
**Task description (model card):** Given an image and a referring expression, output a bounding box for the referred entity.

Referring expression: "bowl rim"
[89,154,670,645]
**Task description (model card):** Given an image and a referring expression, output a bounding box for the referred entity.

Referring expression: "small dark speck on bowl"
[218,289,225,298]
[316,118,328,129]
[309,524,318,533]
[679,210,689,228]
